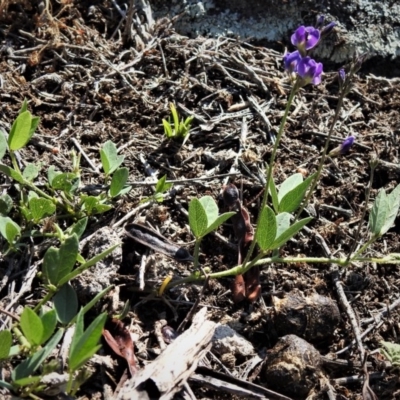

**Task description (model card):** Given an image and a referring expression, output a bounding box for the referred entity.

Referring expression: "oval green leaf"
[8,110,32,150]
[256,206,277,251]
[189,198,208,238]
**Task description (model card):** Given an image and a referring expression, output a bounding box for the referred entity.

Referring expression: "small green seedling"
[141,175,173,204]
[162,103,193,140]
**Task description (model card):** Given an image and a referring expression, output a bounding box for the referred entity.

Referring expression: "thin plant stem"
[9,151,21,175]
[166,254,400,288]
[347,159,377,261]
[295,90,347,220]
[241,82,299,270]
[193,238,202,270]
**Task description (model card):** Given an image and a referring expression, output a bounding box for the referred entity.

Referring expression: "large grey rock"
[150,0,400,62]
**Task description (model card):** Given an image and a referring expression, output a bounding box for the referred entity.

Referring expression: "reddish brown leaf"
[232,274,246,303]
[103,319,138,376]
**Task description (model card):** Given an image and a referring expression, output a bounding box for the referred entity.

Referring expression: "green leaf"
[29,197,56,222]
[278,173,303,202]
[0,129,7,161]
[30,116,40,137]
[162,119,173,138]
[275,212,291,238]
[110,167,129,198]
[68,217,88,239]
[0,216,21,244]
[100,140,124,175]
[47,166,61,186]
[69,311,107,372]
[380,341,400,366]
[59,243,120,286]
[369,189,388,237]
[8,110,32,150]
[279,173,315,213]
[0,164,24,183]
[203,212,236,236]
[269,177,279,214]
[380,184,400,236]
[20,307,44,346]
[42,234,79,285]
[40,309,57,344]
[20,99,28,113]
[0,330,12,359]
[189,198,208,238]
[51,172,80,193]
[81,196,113,215]
[199,196,218,224]
[0,194,13,216]
[256,206,277,251]
[12,328,64,382]
[271,217,312,250]
[22,163,40,182]
[155,175,172,193]
[54,283,78,324]
[170,103,179,133]
[70,286,114,325]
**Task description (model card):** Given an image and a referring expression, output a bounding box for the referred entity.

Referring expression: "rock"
[212,323,254,357]
[150,0,400,62]
[273,290,341,343]
[264,334,322,398]
[72,227,122,303]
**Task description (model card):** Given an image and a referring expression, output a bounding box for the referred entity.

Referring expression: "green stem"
[167,254,400,288]
[352,235,377,259]
[12,326,31,349]
[241,83,299,269]
[193,238,202,270]
[9,151,21,175]
[347,159,377,261]
[295,89,347,220]
[33,289,56,313]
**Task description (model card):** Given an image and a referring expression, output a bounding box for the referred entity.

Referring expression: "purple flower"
[340,136,355,154]
[291,26,320,54]
[320,21,337,37]
[297,57,323,85]
[329,135,355,156]
[339,69,346,84]
[283,50,301,73]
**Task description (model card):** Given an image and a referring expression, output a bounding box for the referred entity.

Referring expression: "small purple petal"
[321,21,336,37]
[339,69,346,83]
[297,57,323,85]
[340,136,355,154]
[283,50,301,73]
[291,26,306,47]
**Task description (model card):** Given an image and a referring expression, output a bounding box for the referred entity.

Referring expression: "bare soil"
[1,1,400,399]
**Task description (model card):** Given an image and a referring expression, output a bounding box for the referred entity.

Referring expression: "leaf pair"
[189,196,235,239]
[20,307,57,347]
[256,206,312,251]
[369,184,400,238]
[100,141,131,197]
[69,309,107,372]
[270,172,316,214]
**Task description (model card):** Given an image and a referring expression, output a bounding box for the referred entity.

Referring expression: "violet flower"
[329,135,355,156]
[283,50,301,73]
[297,57,323,86]
[291,26,320,55]
[320,21,336,37]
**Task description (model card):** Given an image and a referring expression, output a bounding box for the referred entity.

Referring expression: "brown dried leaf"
[103,319,138,376]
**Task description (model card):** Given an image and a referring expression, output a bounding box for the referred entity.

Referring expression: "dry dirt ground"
[1,1,400,399]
